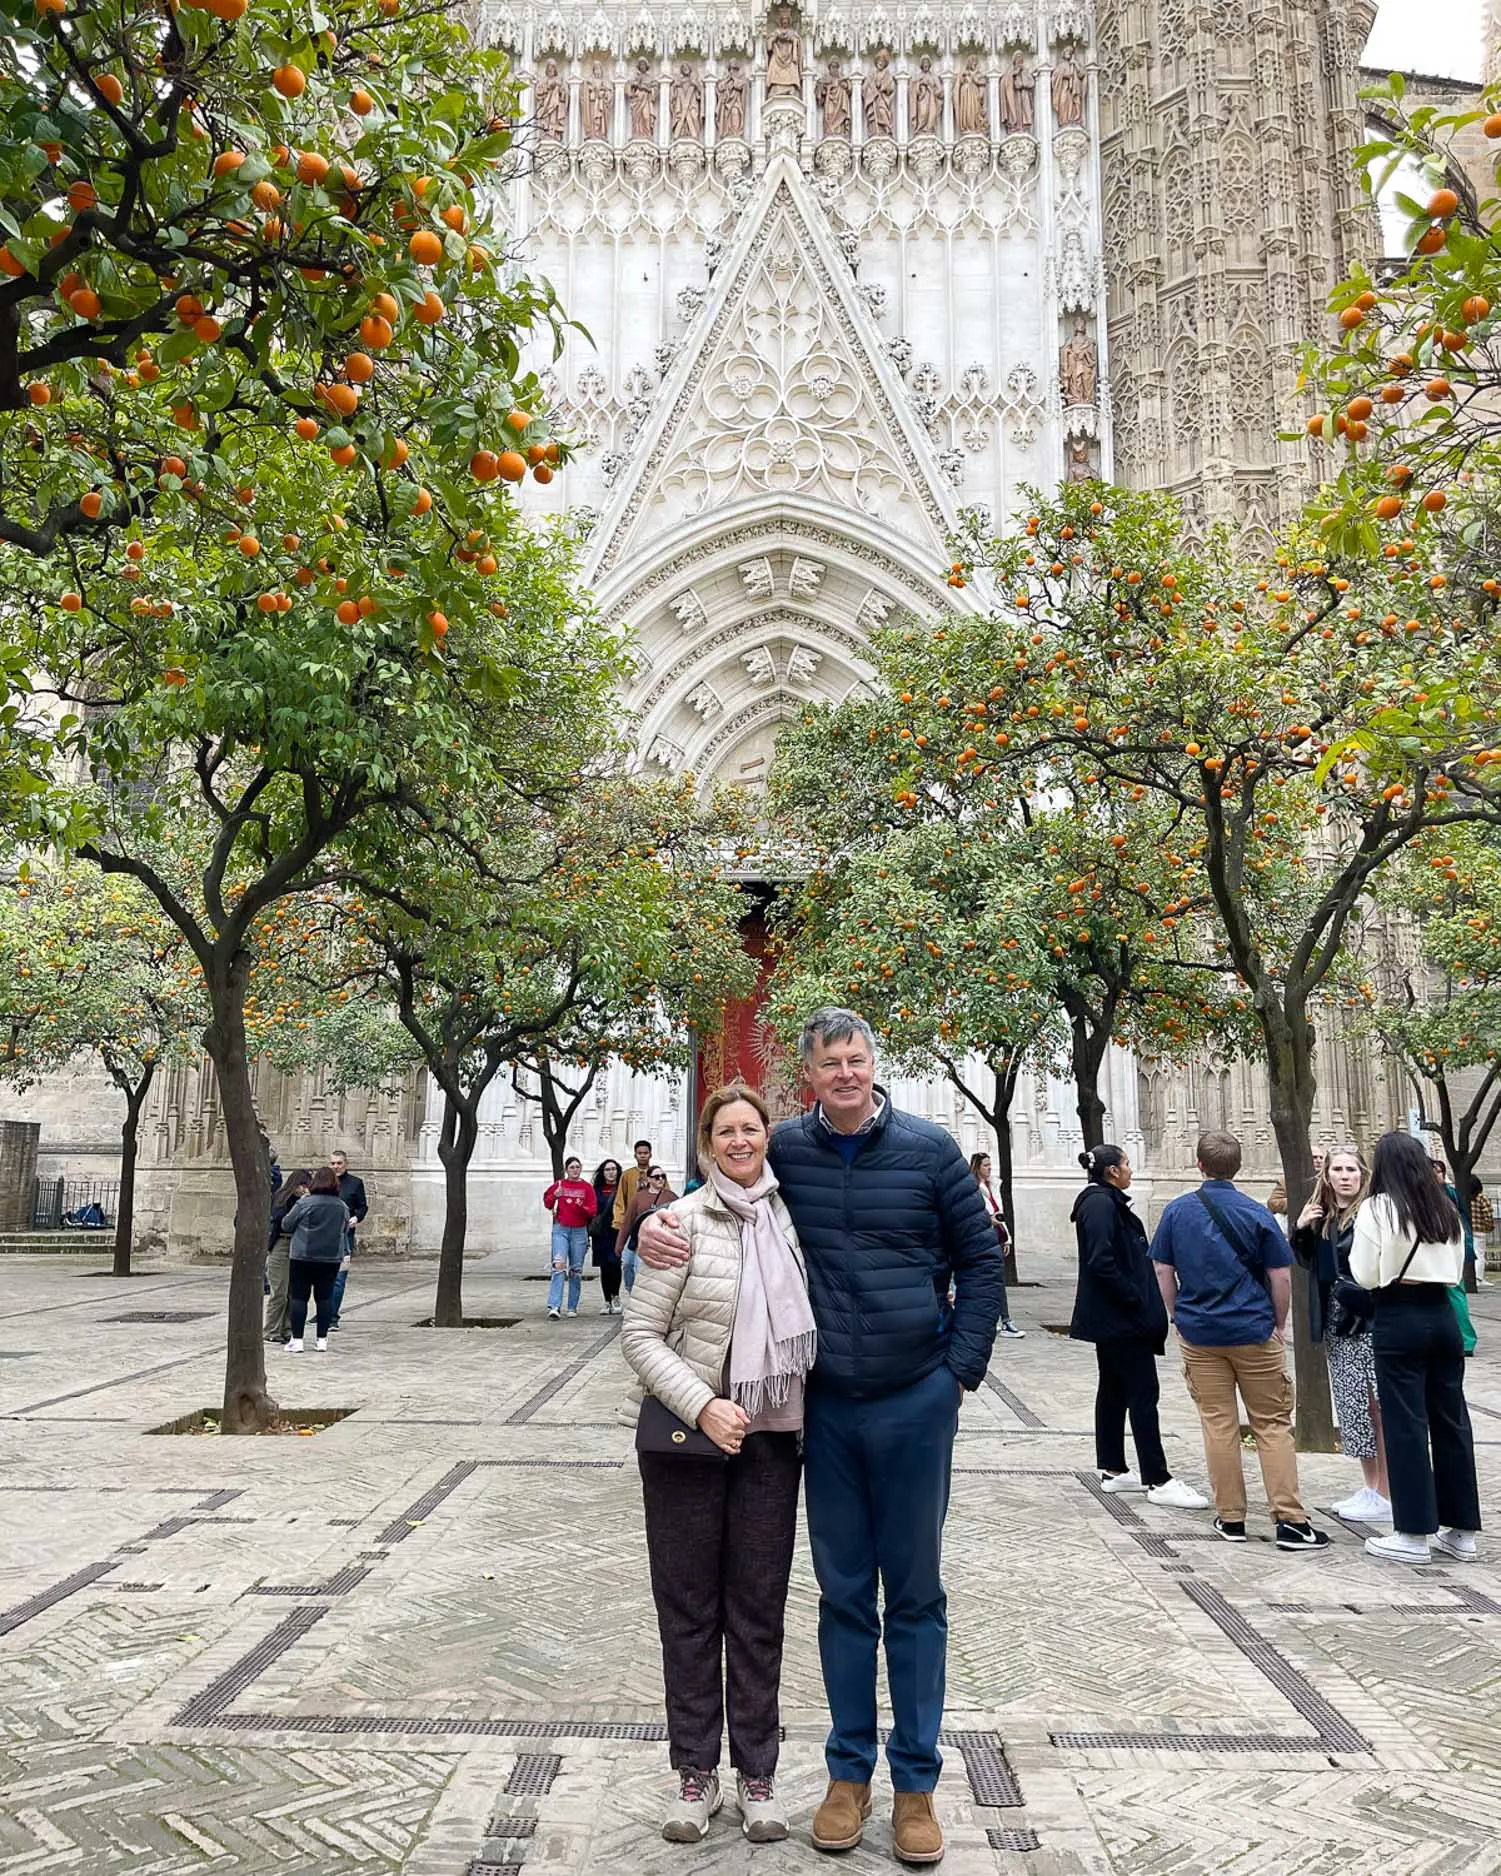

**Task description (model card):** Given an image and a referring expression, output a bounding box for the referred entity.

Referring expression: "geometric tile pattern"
[2,1248,1500,1874]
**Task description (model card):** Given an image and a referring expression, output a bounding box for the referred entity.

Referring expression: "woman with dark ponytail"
[1070,1145,1208,1508]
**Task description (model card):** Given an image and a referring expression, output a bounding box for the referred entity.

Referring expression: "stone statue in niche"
[717,58,748,137]
[1052,45,1086,128]
[1000,50,1034,135]
[1060,317,1097,405]
[627,57,657,140]
[1066,438,1096,482]
[535,59,567,141]
[910,54,942,136]
[954,55,987,136]
[766,8,804,98]
[669,61,703,140]
[581,61,612,142]
[817,58,851,138]
[864,47,895,139]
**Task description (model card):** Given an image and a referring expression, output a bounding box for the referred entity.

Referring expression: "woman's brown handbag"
[634,1393,728,1461]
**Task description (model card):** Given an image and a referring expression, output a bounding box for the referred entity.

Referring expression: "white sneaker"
[566,1308,578,1317]
[662,1768,722,1843]
[547,1307,560,1320]
[1433,1527,1478,1561]
[600,1302,613,1314]
[285,1339,303,1353]
[1000,1319,1027,1338]
[1147,1477,1210,1510]
[1365,1530,1432,1564]
[1475,1275,1493,1289]
[735,1772,787,1842]
[1332,1487,1391,1522]
[315,1337,329,1352]
[1100,1471,1146,1494]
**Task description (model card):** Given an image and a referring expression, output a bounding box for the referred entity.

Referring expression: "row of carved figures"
[531,45,1087,144]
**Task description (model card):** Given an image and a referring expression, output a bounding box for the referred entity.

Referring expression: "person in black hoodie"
[1070,1144,1208,1509]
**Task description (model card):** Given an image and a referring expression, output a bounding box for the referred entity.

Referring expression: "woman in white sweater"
[1349,1131,1481,1564]
[622,1083,815,1847]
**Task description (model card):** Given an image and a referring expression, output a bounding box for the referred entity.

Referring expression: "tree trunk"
[991,1065,1020,1288]
[1264,1020,1335,1452]
[203,972,278,1434]
[434,1094,478,1327]
[1071,1022,1109,1152]
[112,1067,152,1278]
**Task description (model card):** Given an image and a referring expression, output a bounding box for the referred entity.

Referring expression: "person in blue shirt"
[1151,1129,1330,1552]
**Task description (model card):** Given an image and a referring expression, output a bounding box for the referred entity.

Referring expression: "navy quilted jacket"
[767,1096,1005,1398]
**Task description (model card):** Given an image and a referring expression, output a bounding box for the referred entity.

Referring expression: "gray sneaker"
[662,1768,721,1843]
[736,1773,787,1842]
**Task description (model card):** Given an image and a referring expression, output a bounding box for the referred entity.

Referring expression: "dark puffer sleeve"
[935,1137,1005,1386]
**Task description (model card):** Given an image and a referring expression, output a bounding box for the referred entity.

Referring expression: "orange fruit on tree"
[1425,377,1452,400]
[294,416,319,440]
[256,592,278,614]
[497,450,526,482]
[126,540,145,561]
[60,591,82,611]
[1345,395,1373,421]
[505,408,532,434]
[1388,351,1413,376]
[1374,495,1403,520]
[35,0,68,16]
[526,443,547,466]
[238,534,260,556]
[428,610,448,636]
[26,381,50,405]
[251,179,280,210]
[1305,413,1324,436]
[1388,463,1413,485]
[335,599,359,624]
[69,286,101,318]
[1338,306,1363,330]
[329,443,357,466]
[0,246,25,277]
[324,381,359,416]
[1487,113,1501,137]
[350,88,374,115]
[296,150,330,186]
[440,205,466,232]
[80,490,103,518]
[66,180,97,212]
[544,440,560,465]
[194,315,221,342]
[282,533,300,550]
[1422,490,1447,513]
[93,72,124,105]
[533,462,554,484]
[470,449,500,482]
[476,553,497,576]
[212,149,245,177]
[359,313,393,349]
[1379,383,1405,404]
[408,229,443,266]
[412,290,445,325]
[382,437,408,468]
[412,486,433,515]
[1415,225,1446,255]
[344,350,374,382]
[272,64,306,99]
[1427,188,1460,218]
[1462,295,1490,323]
[369,292,399,322]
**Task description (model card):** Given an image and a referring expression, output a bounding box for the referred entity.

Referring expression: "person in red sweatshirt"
[545,1156,598,1319]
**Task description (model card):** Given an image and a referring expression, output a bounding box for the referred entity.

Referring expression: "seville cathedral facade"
[20,0,1456,1254]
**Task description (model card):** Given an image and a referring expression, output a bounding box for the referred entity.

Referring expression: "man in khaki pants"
[1151,1130,1331,1552]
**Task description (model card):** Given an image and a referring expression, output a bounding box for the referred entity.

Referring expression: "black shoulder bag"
[1194,1190,1268,1293]
[635,1394,728,1462]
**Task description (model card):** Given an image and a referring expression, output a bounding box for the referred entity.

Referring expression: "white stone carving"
[686,682,722,719]
[787,557,825,599]
[655,339,681,376]
[668,588,707,631]
[856,589,894,632]
[938,447,966,485]
[677,284,706,321]
[646,734,684,770]
[738,557,775,600]
[886,336,913,376]
[998,3,1034,47]
[858,283,888,319]
[786,644,823,686]
[741,645,777,686]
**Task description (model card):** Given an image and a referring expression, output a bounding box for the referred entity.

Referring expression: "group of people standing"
[542,1141,678,1318]
[263,1150,368,1351]
[1071,1126,1483,1565]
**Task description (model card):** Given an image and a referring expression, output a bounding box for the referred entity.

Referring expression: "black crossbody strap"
[1194,1190,1268,1293]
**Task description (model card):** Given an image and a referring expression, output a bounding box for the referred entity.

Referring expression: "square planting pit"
[146,1406,357,1437]
[415,1316,522,1329]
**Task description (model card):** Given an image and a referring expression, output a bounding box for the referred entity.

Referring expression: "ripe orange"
[336,599,360,624]
[1487,113,1501,138]
[282,533,300,551]
[1388,352,1413,376]
[251,179,281,212]
[272,64,306,99]
[1305,413,1324,436]
[1338,306,1363,330]
[359,313,393,349]
[69,286,101,318]
[350,88,374,115]
[159,455,187,478]
[93,72,124,105]
[369,292,399,323]
[1379,383,1405,404]
[497,450,526,482]
[468,449,498,482]
[1425,378,1452,400]
[1345,395,1373,421]
[80,490,103,517]
[476,553,497,576]
[126,541,145,561]
[525,443,547,465]
[26,381,50,405]
[212,149,245,177]
[382,438,408,468]
[1374,495,1403,520]
[1462,295,1490,323]
[412,290,445,325]
[440,205,466,232]
[323,382,359,416]
[344,350,375,382]
[239,534,261,556]
[1422,490,1447,513]
[256,592,278,614]
[194,315,221,342]
[60,591,82,611]
[1427,188,1459,218]
[66,179,97,212]
[1415,225,1446,255]
[329,443,357,466]
[294,416,319,440]
[296,150,330,186]
[533,463,554,484]
[505,408,532,434]
[408,229,443,266]
[544,441,560,465]
[428,610,448,636]
[0,246,25,277]
[412,487,433,515]
[35,0,68,16]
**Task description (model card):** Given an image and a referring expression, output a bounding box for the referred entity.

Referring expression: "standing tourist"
[264,1169,311,1344]
[1151,1130,1330,1550]
[1291,1144,1390,1522]
[640,1009,1003,1865]
[592,1158,624,1313]
[1070,1145,1207,1508]
[619,1165,677,1293]
[1350,1131,1482,1564]
[1267,1149,1324,1221]
[544,1155,598,1320]
[278,1167,349,1353]
[968,1153,1025,1339]
[326,1149,368,1331]
[1469,1177,1494,1287]
[613,1139,655,1243]
[623,1085,813,1845]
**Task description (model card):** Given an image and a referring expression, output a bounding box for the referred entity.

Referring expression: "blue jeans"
[622,1242,639,1292]
[804,1362,960,1792]
[547,1225,590,1312]
[329,1232,354,1322]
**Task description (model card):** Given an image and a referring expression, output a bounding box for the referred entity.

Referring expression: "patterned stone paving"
[2,1246,1501,1873]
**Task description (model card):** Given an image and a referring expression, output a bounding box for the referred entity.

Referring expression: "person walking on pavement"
[544,1155,598,1319]
[1351,1130,1482,1564]
[278,1167,350,1352]
[623,1084,814,1846]
[612,1138,655,1245]
[639,1007,1004,1865]
[619,1166,678,1294]
[968,1153,1025,1339]
[1291,1144,1391,1522]
[592,1158,624,1313]
[264,1169,312,1344]
[1151,1130,1330,1551]
[1070,1145,1208,1510]
[325,1150,368,1331]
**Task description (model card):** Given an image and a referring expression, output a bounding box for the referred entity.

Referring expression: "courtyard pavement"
[2,1242,1500,1875]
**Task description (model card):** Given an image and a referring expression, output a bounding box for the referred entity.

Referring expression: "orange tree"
[899,481,1501,1444]
[0,863,201,1273]
[249,778,755,1325]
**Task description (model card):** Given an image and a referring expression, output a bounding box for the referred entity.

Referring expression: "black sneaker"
[1214,1517,1248,1543]
[1276,1520,1331,1551]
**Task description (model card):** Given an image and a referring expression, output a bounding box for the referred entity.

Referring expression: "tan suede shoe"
[892,1792,945,1865]
[811,1779,872,1852]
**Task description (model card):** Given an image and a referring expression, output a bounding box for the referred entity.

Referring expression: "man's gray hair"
[799,1007,878,1063]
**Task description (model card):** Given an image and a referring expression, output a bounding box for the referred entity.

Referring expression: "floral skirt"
[1326,1328,1379,1460]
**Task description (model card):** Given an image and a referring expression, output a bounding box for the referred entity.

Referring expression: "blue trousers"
[329,1233,353,1322]
[546,1225,590,1312]
[804,1362,960,1792]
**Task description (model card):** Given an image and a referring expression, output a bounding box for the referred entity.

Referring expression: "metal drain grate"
[486,1819,537,1839]
[104,1310,215,1324]
[987,1827,1041,1851]
[1052,1728,1319,1752]
[505,1753,562,1796]
[958,1735,1023,1807]
[467,1864,523,1876]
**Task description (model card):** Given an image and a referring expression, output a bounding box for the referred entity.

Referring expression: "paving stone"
[0,1249,1499,1872]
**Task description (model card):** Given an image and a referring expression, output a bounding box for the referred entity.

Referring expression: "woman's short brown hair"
[696,1082,771,1173]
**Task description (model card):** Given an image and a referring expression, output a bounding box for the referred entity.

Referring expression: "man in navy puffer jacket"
[640,1008,1004,1862]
